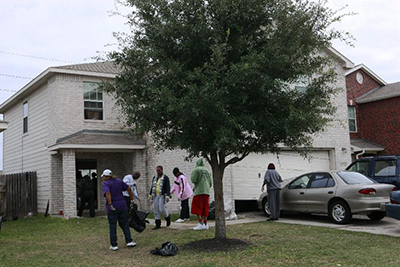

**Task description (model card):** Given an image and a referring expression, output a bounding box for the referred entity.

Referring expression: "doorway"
[76,159,98,209]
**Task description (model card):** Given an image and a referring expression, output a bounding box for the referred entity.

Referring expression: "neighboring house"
[346,64,400,160]
[0,48,352,217]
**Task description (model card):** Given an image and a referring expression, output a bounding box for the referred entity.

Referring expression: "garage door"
[225,150,331,201]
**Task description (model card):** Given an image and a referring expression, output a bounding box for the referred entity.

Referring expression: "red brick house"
[346,64,400,159]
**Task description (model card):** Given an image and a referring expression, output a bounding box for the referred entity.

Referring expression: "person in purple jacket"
[171,167,193,223]
[102,169,136,251]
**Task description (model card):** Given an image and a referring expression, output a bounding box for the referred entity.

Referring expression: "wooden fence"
[0,172,37,220]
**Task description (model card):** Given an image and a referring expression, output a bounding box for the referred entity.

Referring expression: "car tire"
[367,211,386,221]
[329,200,352,224]
[262,197,271,217]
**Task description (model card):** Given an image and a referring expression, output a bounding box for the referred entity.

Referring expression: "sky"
[0,0,399,169]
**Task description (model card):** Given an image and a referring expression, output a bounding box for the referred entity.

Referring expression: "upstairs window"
[348,106,357,132]
[294,76,310,93]
[83,82,103,120]
[23,101,28,133]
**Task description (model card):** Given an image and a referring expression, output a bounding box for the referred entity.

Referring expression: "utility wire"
[0,89,17,92]
[0,73,32,80]
[0,50,76,64]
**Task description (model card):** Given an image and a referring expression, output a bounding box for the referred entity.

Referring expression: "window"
[347,161,370,176]
[23,101,28,133]
[348,106,357,132]
[310,173,334,188]
[83,82,103,120]
[374,160,396,177]
[289,174,311,189]
[294,76,310,93]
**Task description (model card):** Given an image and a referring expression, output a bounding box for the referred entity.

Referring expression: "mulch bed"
[182,238,251,252]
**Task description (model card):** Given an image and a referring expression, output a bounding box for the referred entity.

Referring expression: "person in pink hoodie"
[171,167,193,223]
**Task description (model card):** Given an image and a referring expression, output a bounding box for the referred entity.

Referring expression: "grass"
[1,214,400,267]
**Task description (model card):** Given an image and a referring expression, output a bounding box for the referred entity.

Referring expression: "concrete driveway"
[237,211,400,238]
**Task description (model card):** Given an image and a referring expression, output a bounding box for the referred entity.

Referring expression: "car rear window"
[374,160,397,176]
[337,171,376,184]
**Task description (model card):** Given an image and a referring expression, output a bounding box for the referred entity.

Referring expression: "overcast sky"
[0,0,399,169]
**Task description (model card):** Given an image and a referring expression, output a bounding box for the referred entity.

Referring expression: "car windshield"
[337,171,376,184]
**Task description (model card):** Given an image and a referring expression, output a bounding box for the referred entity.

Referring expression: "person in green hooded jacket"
[191,159,212,230]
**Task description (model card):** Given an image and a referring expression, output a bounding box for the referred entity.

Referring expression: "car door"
[304,172,336,213]
[281,174,311,212]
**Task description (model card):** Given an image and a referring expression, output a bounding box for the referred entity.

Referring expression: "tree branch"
[225,151,250,166]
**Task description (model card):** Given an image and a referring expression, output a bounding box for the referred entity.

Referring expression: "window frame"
[23,101,28,134]
[348,106,357,132]
[83,82,104,121]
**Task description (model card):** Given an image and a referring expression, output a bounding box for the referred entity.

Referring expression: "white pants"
[153,195,169,220]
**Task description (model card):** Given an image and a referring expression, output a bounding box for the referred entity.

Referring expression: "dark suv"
[346,156,400,189]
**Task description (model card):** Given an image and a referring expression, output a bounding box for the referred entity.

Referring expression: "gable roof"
[345,64,387,86]
[357,81,400,104]
[326,46,354,69]
[0,61,120,113]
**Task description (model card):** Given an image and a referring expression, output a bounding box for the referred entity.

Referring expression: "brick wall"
[346,69,382,140]
[358,98,400,155]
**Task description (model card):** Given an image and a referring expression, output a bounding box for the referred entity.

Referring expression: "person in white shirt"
[123,171,141,209]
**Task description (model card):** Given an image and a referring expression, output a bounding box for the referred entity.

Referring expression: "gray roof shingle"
[357,82,400,104]
[55,61,121,75]
[56,129,145,146]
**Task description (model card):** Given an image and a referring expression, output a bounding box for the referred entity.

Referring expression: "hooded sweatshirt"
[191,159,212,196]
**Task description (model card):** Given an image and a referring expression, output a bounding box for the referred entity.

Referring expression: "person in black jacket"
[78,175,96,217]
[148,166,171,230]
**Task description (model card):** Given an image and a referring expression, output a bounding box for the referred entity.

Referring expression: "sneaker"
[109,246,118,251]
[193,223,206,231]
[204,224,209,230]
[127,242,136,247]
[175,218,185,223]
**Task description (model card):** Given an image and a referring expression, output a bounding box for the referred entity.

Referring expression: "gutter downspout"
[356,150,365,159]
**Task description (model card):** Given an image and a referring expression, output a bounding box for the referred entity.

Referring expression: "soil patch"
[182,238,251,252]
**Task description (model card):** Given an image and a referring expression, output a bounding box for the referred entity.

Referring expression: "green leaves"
[104,0,348,160]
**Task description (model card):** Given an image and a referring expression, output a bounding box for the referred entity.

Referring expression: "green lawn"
[1,214,400,267]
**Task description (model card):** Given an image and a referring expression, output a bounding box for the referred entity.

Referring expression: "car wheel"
[329,200,352,224]
[262,197,271,217]
[367,211,386,221]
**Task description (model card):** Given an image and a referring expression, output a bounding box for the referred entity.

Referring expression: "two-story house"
[0,47,353,218]
[346,64,400,160]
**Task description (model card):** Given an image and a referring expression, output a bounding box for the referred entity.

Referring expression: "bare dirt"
[182,238,251,252]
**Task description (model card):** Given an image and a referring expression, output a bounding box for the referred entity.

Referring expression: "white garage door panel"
[229,151,331,200]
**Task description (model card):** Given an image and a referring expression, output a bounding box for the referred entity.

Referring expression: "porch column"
[62,149,76,218]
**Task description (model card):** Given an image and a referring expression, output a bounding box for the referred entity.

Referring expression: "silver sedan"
[257,171,395,224]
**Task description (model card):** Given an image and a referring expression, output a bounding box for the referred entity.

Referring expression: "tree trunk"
[211,161,226,239]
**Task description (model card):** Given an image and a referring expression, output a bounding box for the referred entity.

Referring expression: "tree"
[103,0,350,239]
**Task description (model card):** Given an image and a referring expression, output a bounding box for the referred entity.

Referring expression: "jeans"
[107,209,132,246]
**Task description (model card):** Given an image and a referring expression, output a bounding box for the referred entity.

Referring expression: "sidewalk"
[146,211,400,238]
[147,211,267,230]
